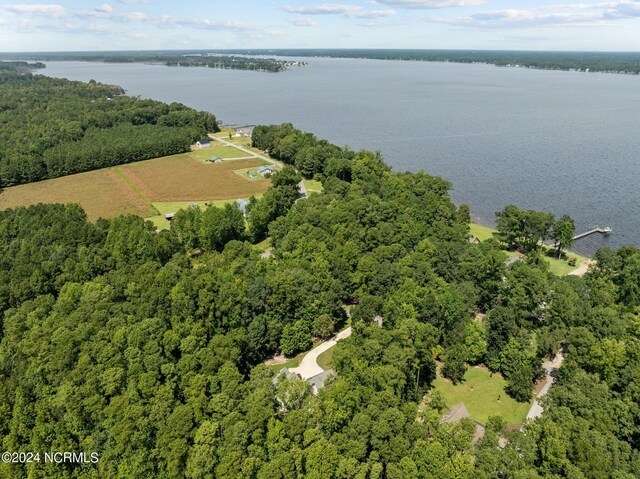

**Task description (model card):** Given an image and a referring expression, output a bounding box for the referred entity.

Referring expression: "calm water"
[42,59,640,255]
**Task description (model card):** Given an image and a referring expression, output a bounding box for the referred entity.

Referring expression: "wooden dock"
[573,227,612,241]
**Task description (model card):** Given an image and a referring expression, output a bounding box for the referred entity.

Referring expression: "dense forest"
[0,52,305,73]
[204,49,640,75]
[1,118,639,477]
[0,64,218,187]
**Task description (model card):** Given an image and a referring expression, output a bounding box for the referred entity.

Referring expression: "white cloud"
[95,3,113,14]
[439,1,640,29]
[284,3,396,19]
[373,0,485,8]
[5,4,66,17]
[290,17,318,26]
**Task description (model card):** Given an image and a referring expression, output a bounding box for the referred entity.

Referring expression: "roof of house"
[272,367,300,385]
[440,403,470,424]
[208,155,221,161]
[198,139,211,144]
[308,369,335,393]
[258,165,274,172]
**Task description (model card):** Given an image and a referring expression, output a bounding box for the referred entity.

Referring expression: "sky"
[1,0,640,52]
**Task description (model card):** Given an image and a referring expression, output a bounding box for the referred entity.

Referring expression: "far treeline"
[0,52,302,73]
[211,48,640,74]
[0,64,218,187]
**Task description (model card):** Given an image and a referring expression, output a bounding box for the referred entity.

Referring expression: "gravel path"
[526,351,564,421]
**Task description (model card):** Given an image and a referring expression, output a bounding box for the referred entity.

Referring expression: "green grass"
[469,223,497,242]
[316,347,335,371]
[545,251,585,276]
[468,223,589,276]
[265,338,324,370]
[189,145,249,162]
[433,366,532,425]
[303,179,324,194]
[146,198,259,230]
[265,352,306,370]
[254,237,272,252]
[234,164,274,181]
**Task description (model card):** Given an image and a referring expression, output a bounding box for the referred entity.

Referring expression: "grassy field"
[469,223,587,276]
[433,367,532,425]
[254,237,272,252]
[469,223,496,242]
[304,179,324,194]
[0,153,271,222]
[146,199,249,230]
[189,145,248,162]
[316,347,335,371]
[234,164,275,181]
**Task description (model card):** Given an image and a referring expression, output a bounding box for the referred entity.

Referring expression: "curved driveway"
[290,327,352,380]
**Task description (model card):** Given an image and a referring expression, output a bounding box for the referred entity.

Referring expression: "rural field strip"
[112,166,154,207]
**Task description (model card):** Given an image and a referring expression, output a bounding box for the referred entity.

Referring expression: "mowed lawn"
[0,153,271,222]
[433,367,532,426]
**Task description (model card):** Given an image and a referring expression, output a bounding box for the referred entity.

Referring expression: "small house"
[258,165,274,176]
[165,213,175,221]
[207,155,222,163]
[196,139,211,148]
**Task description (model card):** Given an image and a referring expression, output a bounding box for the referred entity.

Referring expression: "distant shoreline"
[3,49,640,76]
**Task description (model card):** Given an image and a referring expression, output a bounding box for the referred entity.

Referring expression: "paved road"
[289,327,352,380]
[526,351,564,421]
[208,134,282,168]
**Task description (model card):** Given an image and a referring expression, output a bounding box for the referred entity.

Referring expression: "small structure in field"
[258,165,274,176]
[196,139,211,148]
[165,213,175,221]
[207,155,222,163]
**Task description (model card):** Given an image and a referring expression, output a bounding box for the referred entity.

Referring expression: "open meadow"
[0,151,271,224]
[433,366,532,426]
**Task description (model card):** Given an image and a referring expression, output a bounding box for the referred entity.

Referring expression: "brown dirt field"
[0,154,271,221]
[118,154,270,201]
[0,169,156,221]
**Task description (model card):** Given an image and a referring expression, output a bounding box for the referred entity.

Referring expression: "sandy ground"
[569,259,595,277]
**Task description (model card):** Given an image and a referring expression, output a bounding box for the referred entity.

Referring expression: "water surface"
[42,59,640,255]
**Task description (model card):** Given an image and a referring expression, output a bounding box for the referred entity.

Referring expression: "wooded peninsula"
[0,52,305,73]
[1,64,639,479]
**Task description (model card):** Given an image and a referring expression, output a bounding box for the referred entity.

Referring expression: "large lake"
[42,59,640,256]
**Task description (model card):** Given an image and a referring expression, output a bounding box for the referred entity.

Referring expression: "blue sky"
[1,1,640,52]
